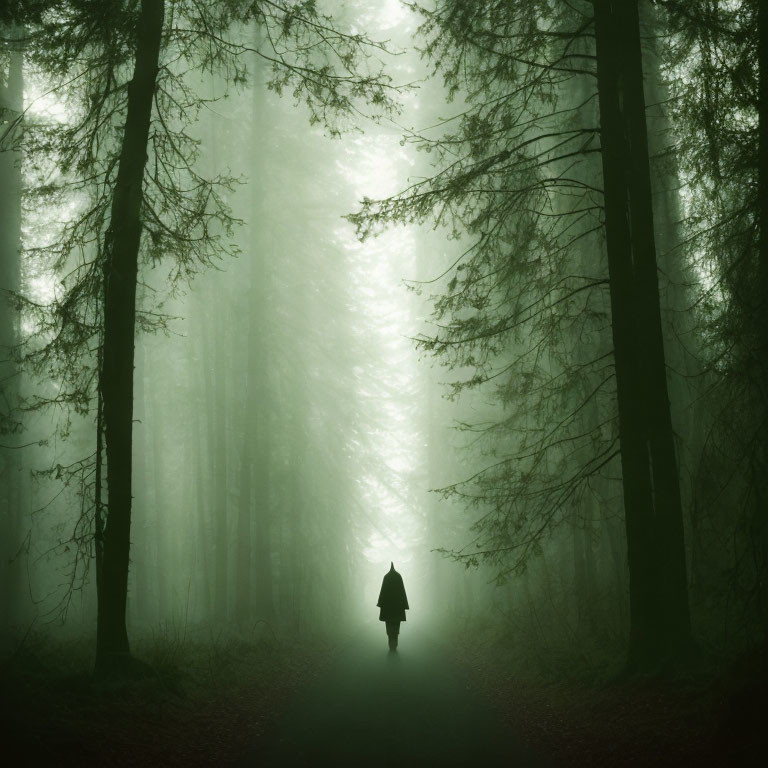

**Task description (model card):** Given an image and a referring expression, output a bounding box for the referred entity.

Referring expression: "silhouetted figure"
[377,562,409,651]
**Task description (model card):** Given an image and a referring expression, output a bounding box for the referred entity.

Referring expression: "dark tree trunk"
[594,0,692,673]
[0,35,23,643]
[96,0,164,674]
[622,0,692,661]
[760,0,768,332]
[641,1,695,435]
[756,0,768,629]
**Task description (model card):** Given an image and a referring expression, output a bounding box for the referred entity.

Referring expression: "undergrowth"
[0,624,333,766]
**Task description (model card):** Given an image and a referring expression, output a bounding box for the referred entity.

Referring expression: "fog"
[1,1,766,765]
[3,0,484,646]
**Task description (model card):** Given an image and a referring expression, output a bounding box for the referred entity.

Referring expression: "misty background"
[1,2,766,763]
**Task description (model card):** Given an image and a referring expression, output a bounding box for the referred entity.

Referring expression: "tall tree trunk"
[641,1,694,448]
[213,308,229,622]
[0,34,23,645]
[623,0,691,661]
[235,337,254,624]
[594,0,692,673]
[150,363,168,618]
[192,331,212,621]
[201,301,217,621]
[129,339,151,627]
[247,58,274,625]
[252,315,274,624]
[642,2,708,636]
[759,0,768,345]
[252,368,274,623]
[96,0,164,674]
[756,0,768,630]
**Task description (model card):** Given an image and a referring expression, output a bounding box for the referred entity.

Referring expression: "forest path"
[237,622,551,767]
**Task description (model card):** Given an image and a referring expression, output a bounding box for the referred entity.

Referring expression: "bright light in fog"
[336,107,425,618]
[341,135,421,565]
[334,0,431,622]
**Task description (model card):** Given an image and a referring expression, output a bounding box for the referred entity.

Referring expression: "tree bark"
[756,0,768,629]
[0,33,24,644]
[760,0,768,332]
[96,0,164,674]
[594,0,692,672]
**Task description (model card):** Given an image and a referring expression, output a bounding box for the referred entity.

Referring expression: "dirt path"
[238,623,550,767]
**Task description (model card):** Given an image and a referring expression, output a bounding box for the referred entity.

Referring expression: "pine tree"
[10,0,401,673]
[352,0,693,671]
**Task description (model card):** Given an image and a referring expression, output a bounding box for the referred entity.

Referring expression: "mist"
[1,1,766,765]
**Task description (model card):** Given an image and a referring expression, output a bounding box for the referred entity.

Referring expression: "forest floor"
[238,622,546,767]
[2,623,766,766]
[0,625,336,767]
[453,628,767,767]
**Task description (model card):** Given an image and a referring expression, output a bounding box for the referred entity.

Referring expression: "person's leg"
[385,621,400,650]
[385,622,398,650]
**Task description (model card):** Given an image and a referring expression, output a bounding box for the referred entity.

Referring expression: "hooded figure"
[377,562,409,651]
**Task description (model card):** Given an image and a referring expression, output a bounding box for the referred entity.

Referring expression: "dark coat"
[377,563,409,622]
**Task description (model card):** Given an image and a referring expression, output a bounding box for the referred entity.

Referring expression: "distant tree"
[235,58,269,625]
[8,0,400,673]
[662,0,768,644]
[352,0,693,672]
